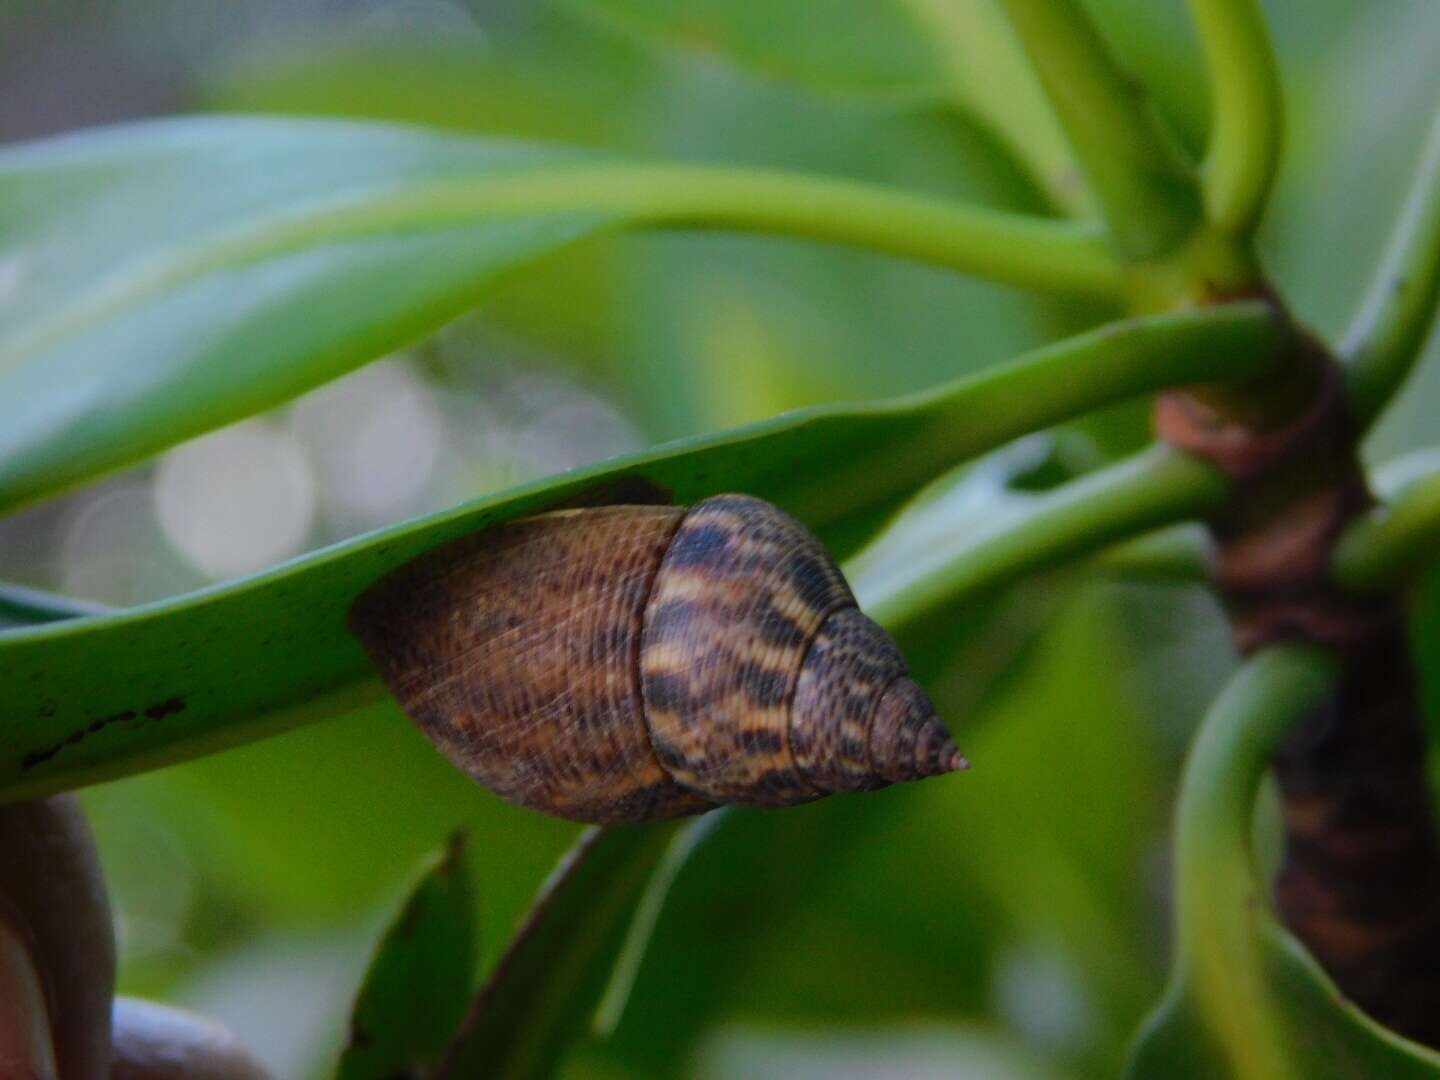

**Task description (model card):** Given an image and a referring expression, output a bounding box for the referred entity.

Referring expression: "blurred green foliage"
[338,831,475,1079]
[0,1,1437,1077]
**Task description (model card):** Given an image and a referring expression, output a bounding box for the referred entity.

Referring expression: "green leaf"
[0,304,1279,802]
[1127,647,1440,1079]
[998,0,1203,261]
[202,28,643,365]
[438,822,682,1079]
[571,0,941,97]
[204,29,635,146]
[337,830,476,1080]
[0,115,1125,514]
[0,117,604,512]
[567,0,1083,212]
[0,113,1123,515]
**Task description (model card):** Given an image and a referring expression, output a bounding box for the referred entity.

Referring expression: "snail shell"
[349,494,966,824]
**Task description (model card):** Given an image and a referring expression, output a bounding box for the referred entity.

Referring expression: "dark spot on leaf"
[144,697,186,720]
[20,743,62,771]
[88,709,136,734]
[348,1019,373,1051]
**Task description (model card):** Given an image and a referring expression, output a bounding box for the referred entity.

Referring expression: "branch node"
[1154,338,1393,653]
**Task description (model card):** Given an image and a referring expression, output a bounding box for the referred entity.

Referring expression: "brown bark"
[1274,624,1440,1042]
[1156,326,1440,1046]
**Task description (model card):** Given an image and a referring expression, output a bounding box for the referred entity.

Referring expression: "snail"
[349,493,966,824]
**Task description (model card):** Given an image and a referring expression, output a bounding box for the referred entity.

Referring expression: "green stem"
[998,0,1202,260]
[899,0,1090,216]
[1332,453,1440,593]
[1090,522,1212,583]
[852,445,1226,631]
[787,301,1286,528]
[1186,0,1282,236]
[1169,646,1337,1080]
[5,166,1125,379]
[1342,108,1440,430]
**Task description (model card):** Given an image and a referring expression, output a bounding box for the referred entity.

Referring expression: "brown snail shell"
[348,494,966,824]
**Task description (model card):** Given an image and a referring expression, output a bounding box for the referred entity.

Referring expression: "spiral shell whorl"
[350,492,966,825]
[791,609,964,791]
[790,608,902,792]
[640,494,853,806]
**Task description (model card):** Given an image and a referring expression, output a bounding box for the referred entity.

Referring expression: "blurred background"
[2,1,1439,1076]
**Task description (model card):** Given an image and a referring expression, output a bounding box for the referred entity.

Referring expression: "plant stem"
[1185,0,1283,236]
[1158,325,1440,1044]
[1170,645,1337,1080]
[4,167,1124,383]
[1272,624,1440,1046]
[788,301,1286,528]
[899,0,1089,216]
[1332,457,1440,593]
[853,445,1226,632]
[997,0,1201,260]
[1090,523,1212,583]
[1342,108,1440,430]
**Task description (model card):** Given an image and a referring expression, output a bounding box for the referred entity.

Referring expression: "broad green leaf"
[0,115,1121,514]
[337,830,476,1080]
[205,31,635,146]
[438,823,683,1079]
[202,28,641,365]
[571,0,939,96]
[566,0,1082,211]
[0,304,1278,803]
[1128,647,1440,1078]
[0,117,606,513]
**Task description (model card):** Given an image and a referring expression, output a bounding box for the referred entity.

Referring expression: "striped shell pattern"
[349,494,966,824]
